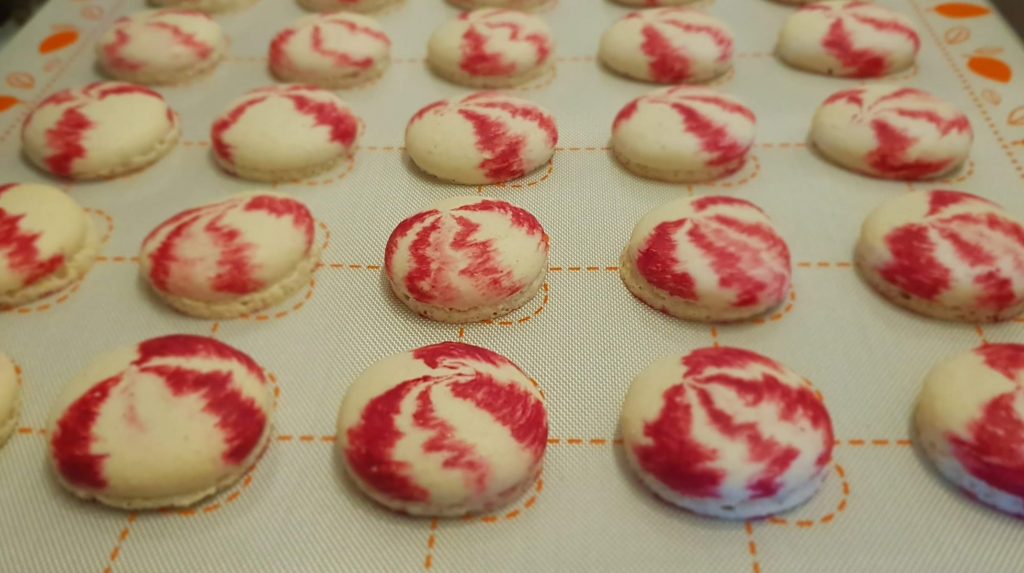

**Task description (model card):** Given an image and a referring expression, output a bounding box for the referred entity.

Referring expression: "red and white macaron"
[777,2,920,78]
[337,341,548,516]
[612,86,756,183]
[856,190,1024,322]
[405,92,557,185]
[47,335,274,509]
[149,0,257,14]
[140,192,321,319]
[96,9,226,85]
[270,13,391,88]
[621,346,834,519]
[811,85,973,180]
[917,344,1024,517]
[0,183,99,309]
[385,197,548,323]
[428,8,554,88]
[211,85,361,182]
[621,196,791,322]
[21,82,180,180]
[0,353,20,449]
[599,8,734,85]
[298,0,400,13]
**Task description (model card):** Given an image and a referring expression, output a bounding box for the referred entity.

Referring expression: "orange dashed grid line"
[745,521,761,573]
[424,518,439,570]
[469,477,544,524]
[767,464,850,528]
[102,513,137,573]
[796,262,853,269]
[1,281,83,315]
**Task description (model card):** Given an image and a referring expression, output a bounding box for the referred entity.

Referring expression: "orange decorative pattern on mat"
[102,513,137,573]
[766,464,850,528]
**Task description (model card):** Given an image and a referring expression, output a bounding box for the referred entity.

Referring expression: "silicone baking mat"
[2,0,1024,571]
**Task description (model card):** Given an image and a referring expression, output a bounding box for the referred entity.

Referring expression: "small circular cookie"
[298,0,400,13]
[916,344,1024,517]
[21,82,180,180]
[211,85,361,182]
[427,9,554,89]
[856,190,1024,323]
[599,8,734,85]
[611,86,756,183]
[406,92,557,185]
[621,196,791,322]
[0,353,20,449]
[148,0,257,14]
[47,335,273,510]
[96,9,227,85]
[270,13,391,88]
[448,0,551,11]
[0,183,99,309]
[337,341,548,517]
[777,2,920,78]
[140,192,321,319]
[621,347,834,519]
[811,85,973,180]
[385,197,548,323]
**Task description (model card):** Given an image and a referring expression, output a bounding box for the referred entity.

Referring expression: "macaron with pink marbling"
[270,13,391,88]
[96,9,226,85]
[0,353,20,450]
[777,2,920,78]
[21,82,180,180]
[916,344,1024,517]
[428,8,554,88]
[47,335,274,509]
[612,86,756,183]
[298,0,400,13]
[0,183,99,309]
[620,196,791,322]
[621,346,834,519]
[856,190,1024,322]
[385,197,548,323]
[811,85,973,180]
[140,192,321,319]
[211,85,361,182]
[599,8,734,85]
[149,0,257,14]
[337,341,548,516]
[405,92,557,185]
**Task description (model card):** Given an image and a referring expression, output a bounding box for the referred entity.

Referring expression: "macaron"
[611,86,756,183]
[405,92,557,185]
[211,85,361,182]
[21,82,180,180]
[621,346,834,519]
[620,196,791,322]
[140,192,321,319]
[385,197,549,323]
[47,335,274,509]
[270,13,391,88]
[0,183,99,309]
[428,8,554,88]
[96,9,227,85]
[856,190,1024,322]
[811,85,973,180]
[337,341,548,516]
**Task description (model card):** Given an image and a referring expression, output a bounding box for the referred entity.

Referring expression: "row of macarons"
[1,333,1021,519]
[19,79,974,186]
[95,2,920,93]
[4,177,1021,329]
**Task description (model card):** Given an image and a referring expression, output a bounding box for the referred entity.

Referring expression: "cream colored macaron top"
[385,197,549,323]
[96,9,227,85]
[337,341,548,516]
[22,82,180,180]
[0,352,20,447]
[916,344,1024,517]
[428,9,554,87]
[621,196,791,322]
[405,92,558,185]
[621,346,834,519]
[811,85,973,180]
[269,13,391,87]
[777,2,920,78]
[211,85,361,181]
[140,192,319,316]
[600,8,734,85]
[857,190,1024,322]
[0,183,98,308]
[47,335,273,509]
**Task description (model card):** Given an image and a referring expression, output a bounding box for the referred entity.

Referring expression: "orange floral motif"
[1008,106,1024,126]
[6,73,34,89]
[968,53,1012,83]
[81,5,104,20]
[981,89,1002,106]
[934,3,991,18]
[39,30,78,54]
[0,96,19,113]
[944,26,970,45]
